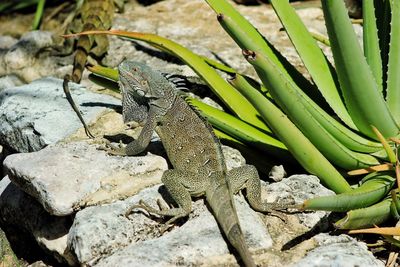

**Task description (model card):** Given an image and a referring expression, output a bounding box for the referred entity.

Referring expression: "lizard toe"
[160,223,175,234]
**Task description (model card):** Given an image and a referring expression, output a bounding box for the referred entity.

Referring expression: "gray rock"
[68,185,272,266]
[0,75,24,91]
[0,31,71,82]
[221,145,246,170]
[292,233,384,267]
[269,165,286,181]
[0,176,76,265]
[3,141,168,216]
[67,174,334,266]
[267,174,334,229]
[0,35,18,50]
[0,77,120,152]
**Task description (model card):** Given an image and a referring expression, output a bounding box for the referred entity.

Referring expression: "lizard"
[61,0,122,138]
[108,60,286,267]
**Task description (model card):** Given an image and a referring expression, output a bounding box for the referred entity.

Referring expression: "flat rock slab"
[3,141,168,216]
[0,77,120,152]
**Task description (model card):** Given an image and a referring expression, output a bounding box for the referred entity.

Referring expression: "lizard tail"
[71,23,96,83]
[71,48,87,83]
[207,183,257,267]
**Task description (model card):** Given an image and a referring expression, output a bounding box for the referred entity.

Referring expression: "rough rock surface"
[67,146,266,265]
[293,234,385,267]
[0,31,71,83]
[67,174,332,266]
[3,141,168,216]
[0,0,340,84]
[68,185,273,266]
[0,77,120,152]
[0,177,76,265]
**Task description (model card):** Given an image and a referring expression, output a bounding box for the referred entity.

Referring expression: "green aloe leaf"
[322,0,399,139]
[243,50,380,170]
[213,129,282,175]
[385,0,400,123]
[335,198,392,229]
[363,0,383,92]
[205,0,323,107]
[88,65,118,81]
[269,0,356,130]
[32,0,45,30]
[371,126,396,163]
[229,73,351,193]
[209,4,381,153]
[201,56,237,74]
[303,172,395,212]
[187,98,291,160]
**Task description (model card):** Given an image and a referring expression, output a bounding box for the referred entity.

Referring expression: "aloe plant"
[202,0,400,231]
[68,0,400,234]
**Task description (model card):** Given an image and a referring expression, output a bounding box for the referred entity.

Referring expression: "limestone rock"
[67,174,333,266]
[0,176,76,265]
[221,144,247,170]
[0,77,120,152]
[3,141,168,216]
[293,234,384,267]
[69,185,272,266]
[0,31,70,82]
[269,165,286,181]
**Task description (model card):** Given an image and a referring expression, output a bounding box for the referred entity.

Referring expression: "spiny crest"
[161,73,190,92]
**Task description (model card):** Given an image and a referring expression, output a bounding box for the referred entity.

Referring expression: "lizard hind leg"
[228,165,291,219]
[126,169,202,231]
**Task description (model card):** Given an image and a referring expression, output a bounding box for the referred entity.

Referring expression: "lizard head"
[118,60,176,117]
[118,60,158,124]
[118,60,167,99]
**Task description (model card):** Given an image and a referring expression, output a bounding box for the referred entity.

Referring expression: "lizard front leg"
[106,107,160,156]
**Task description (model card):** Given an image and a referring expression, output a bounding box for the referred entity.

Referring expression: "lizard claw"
[159,223,174,234]
[157,199,171,211]
[125,199,158,217]
[268,210,288,223]
[125,200,184,234]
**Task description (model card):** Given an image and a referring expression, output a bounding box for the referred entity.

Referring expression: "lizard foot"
[125,199,161,217]
[268,210,288,223]
[125,200,188,233]
[97,140,127,156]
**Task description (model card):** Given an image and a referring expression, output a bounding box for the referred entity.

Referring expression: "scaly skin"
[63,0,118,138]
[116,60,285,267]
[68,0,115,83]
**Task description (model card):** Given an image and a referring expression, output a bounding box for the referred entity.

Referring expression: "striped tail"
[71,22,95,83]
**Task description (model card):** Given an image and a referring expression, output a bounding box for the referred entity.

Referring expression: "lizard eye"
[137,90,146,97]
[141,80,148,86]
[132,67,138,72]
